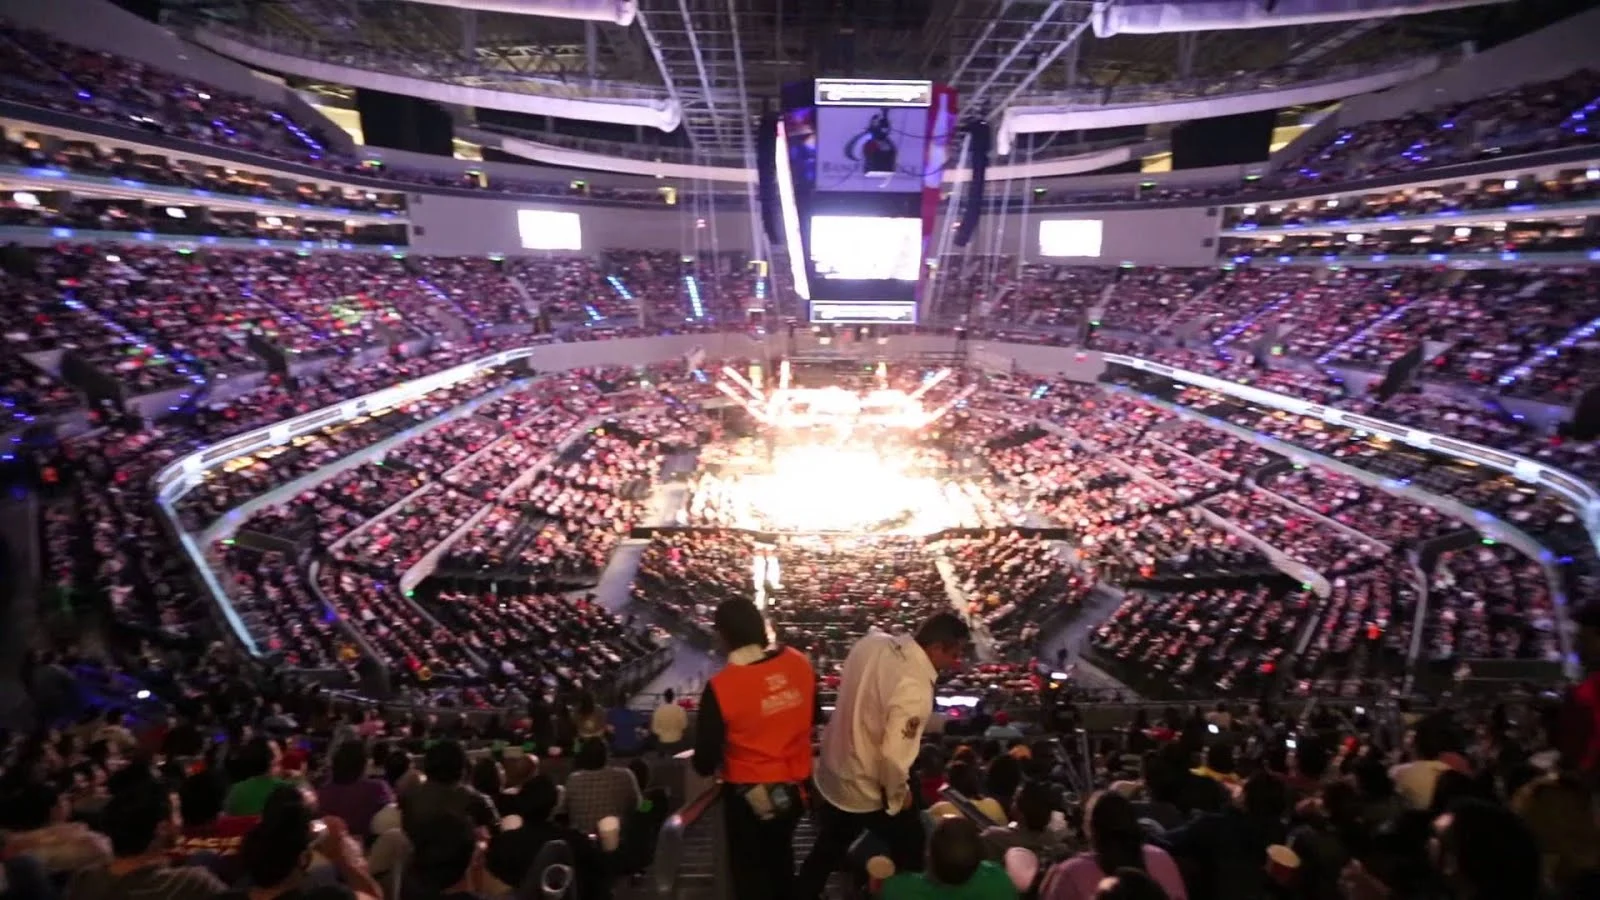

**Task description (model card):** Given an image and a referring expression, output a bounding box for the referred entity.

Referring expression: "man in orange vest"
[692,597,817,900]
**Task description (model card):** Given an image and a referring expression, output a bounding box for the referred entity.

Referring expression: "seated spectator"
[1432,799,1546,900]
[317,743,394,843]
[174,770,258,881]
[1510,774,1600,900]
[225,737,293,817]
[236,800,382,900]
[64,776,229,900]
[399,741,500,837]
[930,762,1008,826]
[882,815,1019,900]
[0,780,110,877]
[1157,773,1285,900]
[485,775,610,900]
[560,738,641,838]
[982,780,1071,866]
[1041,791,1187,900]
[398,812,487,900]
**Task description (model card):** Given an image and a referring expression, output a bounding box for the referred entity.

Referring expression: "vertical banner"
[920,84,958,302]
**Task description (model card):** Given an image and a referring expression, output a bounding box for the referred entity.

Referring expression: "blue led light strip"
[685,275,704,319]
[1316,298,1416,365]
[416,277,485,327]
[1496,313,1600,388]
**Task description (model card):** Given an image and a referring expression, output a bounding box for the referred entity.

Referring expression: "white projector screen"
[1039,219,1104,258]
[810,215,921,280]
[516,209,582,250]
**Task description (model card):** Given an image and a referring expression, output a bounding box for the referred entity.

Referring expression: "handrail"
[650,780,723,898]
[937,788,1004,829]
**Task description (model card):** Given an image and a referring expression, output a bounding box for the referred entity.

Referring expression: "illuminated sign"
[808,301,918,324]
[814,78,934,107]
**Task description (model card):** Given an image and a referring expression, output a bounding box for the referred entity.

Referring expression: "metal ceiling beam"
[965,0,1067,111]
[945,0,1018,89]
[1287,18,1393,66]
[990,12,1096,112]
[630,4,701,151]
[674,0,729,149]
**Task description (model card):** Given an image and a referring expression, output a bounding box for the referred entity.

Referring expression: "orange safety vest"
[709,646,816,785]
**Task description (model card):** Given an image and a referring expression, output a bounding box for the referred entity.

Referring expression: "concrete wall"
[1337,6,1600,126]
[967,205,1222,268]
[408,192,1222,267]
[406,191,757,255]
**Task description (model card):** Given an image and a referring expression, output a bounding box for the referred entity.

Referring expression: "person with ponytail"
[1039,792,1187,900]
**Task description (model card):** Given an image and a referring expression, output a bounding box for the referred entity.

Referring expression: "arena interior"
[1,0,1600,897]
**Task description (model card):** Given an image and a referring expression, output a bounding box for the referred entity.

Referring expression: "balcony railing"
[1013,53,1455,109]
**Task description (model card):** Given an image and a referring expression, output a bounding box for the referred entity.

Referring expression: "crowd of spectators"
[1224,166,1600,231]
[3,132,408,215]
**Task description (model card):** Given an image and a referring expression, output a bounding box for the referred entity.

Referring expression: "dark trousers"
[795,797,926,900]
[723,785,801,900]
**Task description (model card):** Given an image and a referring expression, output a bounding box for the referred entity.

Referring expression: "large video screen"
[516,209,582,251]
[814,105,930,193]
[1039,219,1104,258]
[810,215,922,281]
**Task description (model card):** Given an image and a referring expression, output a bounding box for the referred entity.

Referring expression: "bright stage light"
[741,445,945,533]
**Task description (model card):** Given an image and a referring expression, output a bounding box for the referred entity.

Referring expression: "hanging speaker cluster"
[757,111,783,246]
[953,119,990,248]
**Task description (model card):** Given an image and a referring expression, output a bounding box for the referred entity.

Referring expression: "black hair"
[662,688,675,703]
[330,740,368,785]
[1292,735,1330,780]
[1014,780,1054,833]
[1352,756,1395,800]
[422,740,468,784]
[985,755,1022,804]
[575,737,608,771]
[238,807,312,889]
[516,774,560,823]
[1086,791,1146,874]
[627,757,652,791]
[1240,771,1287,821]
[713,597,768,650]
[1442,798,1543,899]
[100,777,172,857]
[945,760,982,798]
[237,736,274,779]
[470,757,503,797]
[261,784,314,823]
[1427,770,1481,819]
[1204,742,1236,775]
[915,611,971,650]
[927,816,984,887]
[178,770,227,828]
[384,749,412,786]
[405,812,478,892]
[0,781,59,831]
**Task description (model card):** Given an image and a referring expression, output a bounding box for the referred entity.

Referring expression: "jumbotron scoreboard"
[774,77,959,326]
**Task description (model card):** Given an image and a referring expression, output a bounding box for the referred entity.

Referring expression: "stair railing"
[649,779,723,899]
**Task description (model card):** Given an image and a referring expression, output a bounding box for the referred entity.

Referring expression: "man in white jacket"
[796,611,971,900]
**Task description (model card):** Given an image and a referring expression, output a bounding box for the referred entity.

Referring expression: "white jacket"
[814,630,936,814]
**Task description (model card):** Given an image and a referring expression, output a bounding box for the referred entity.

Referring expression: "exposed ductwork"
[394,0,636,26]
[1092,0,1510,36]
